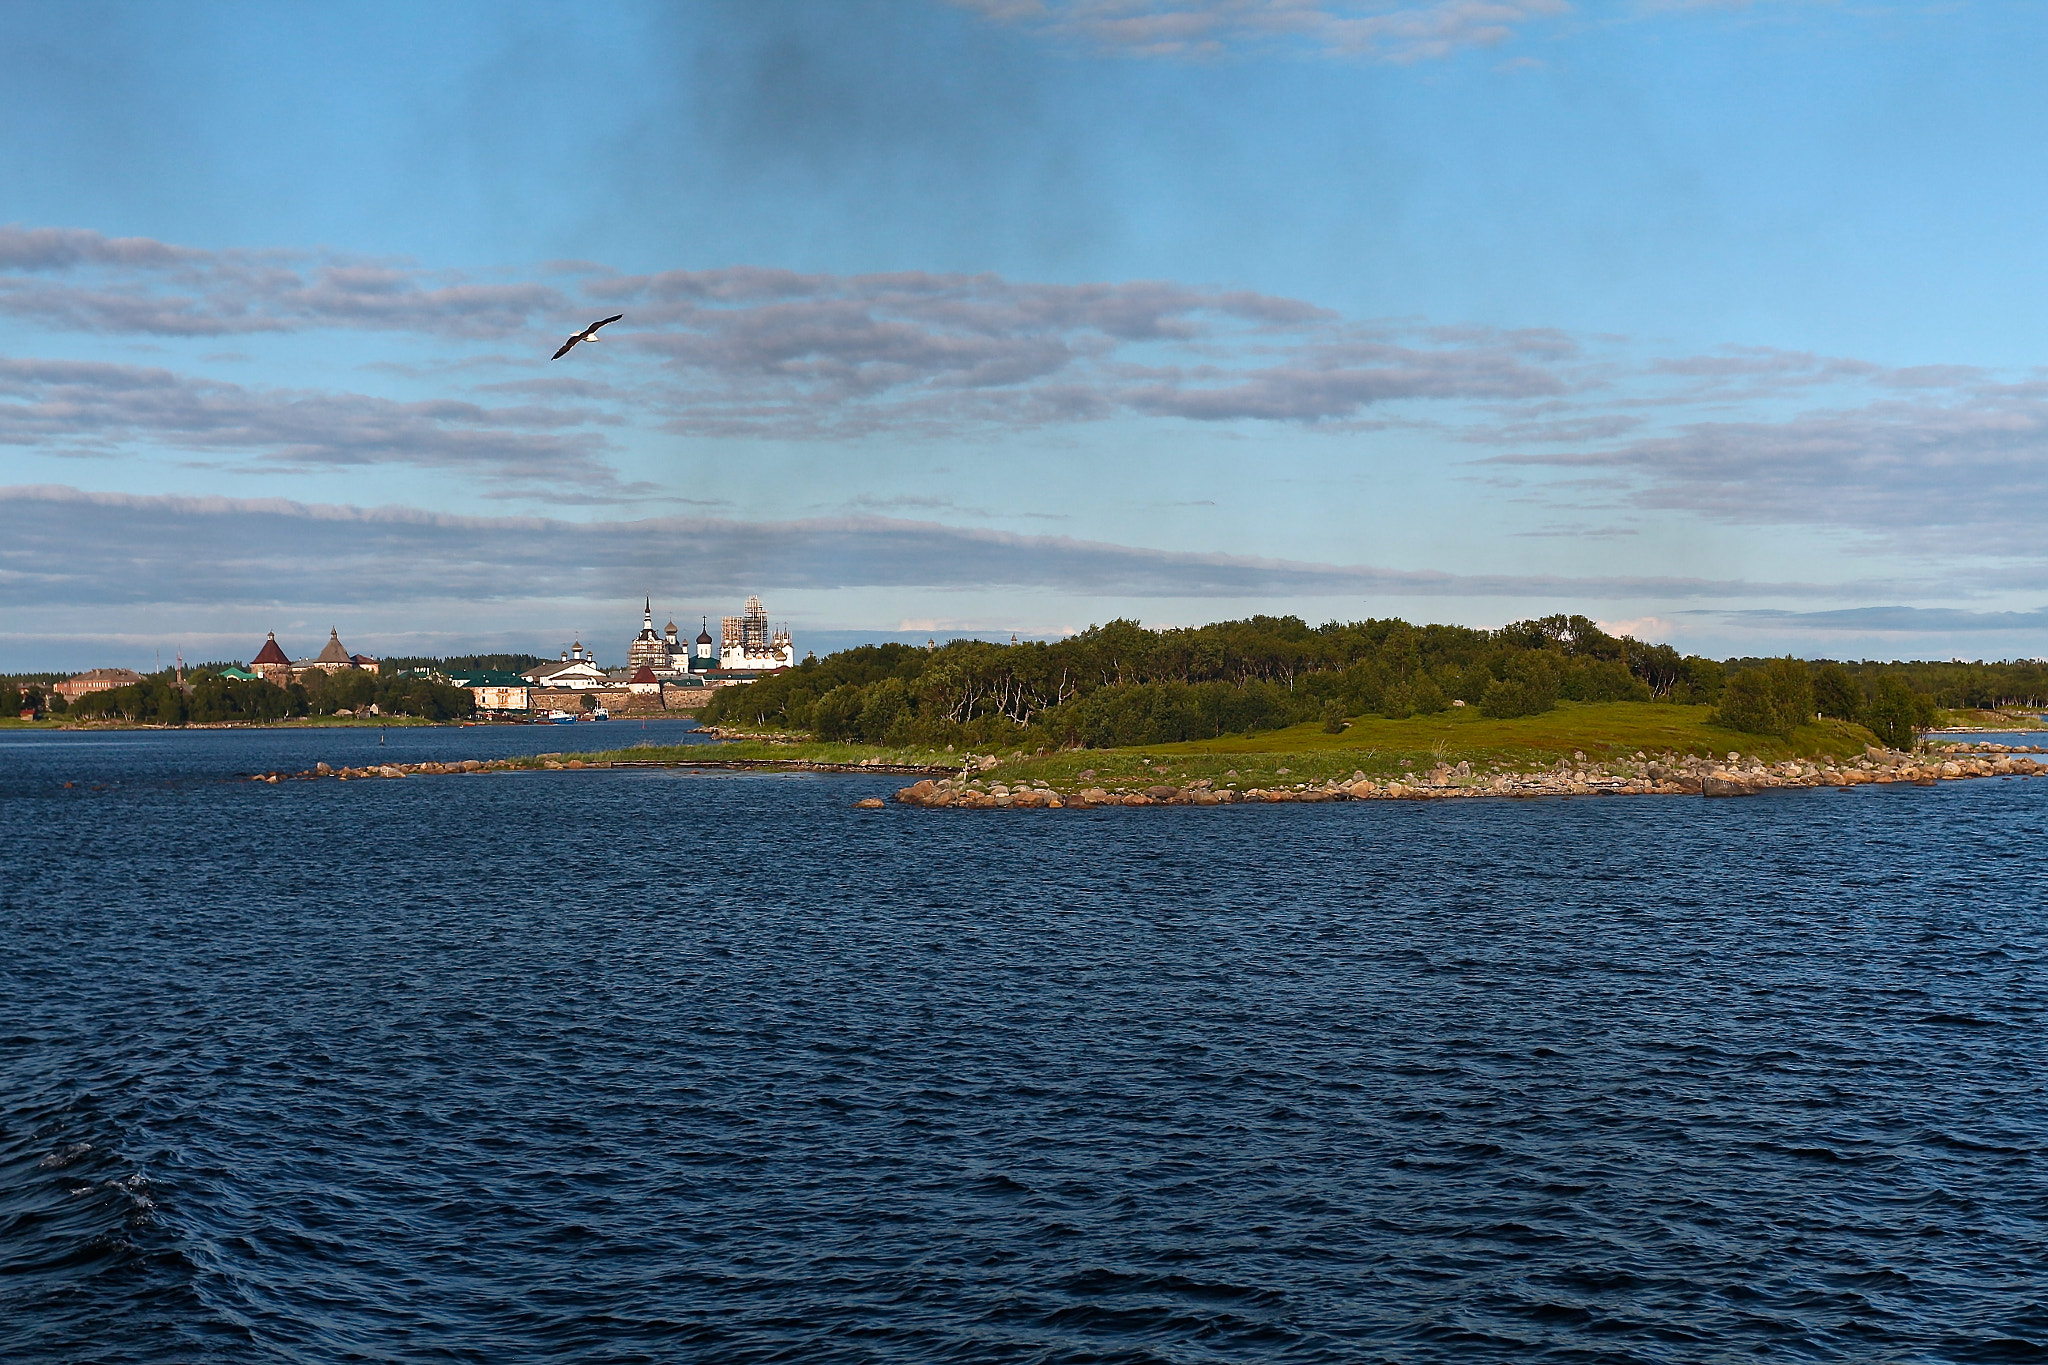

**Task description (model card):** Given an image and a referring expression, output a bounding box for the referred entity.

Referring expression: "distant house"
[523,642,608,690]
[627,665,662,697]
[214,666,261,683]
[450,670,533,713]
[53,668,143,702]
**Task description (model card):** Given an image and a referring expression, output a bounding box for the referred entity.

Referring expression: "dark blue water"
[6,730,2047,1362]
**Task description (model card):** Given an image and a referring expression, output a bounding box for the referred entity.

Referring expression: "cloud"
[586,267,1576,434]
[0,483,1869,611]
[0,224,566,339]
[1488,381,2048,557]
[949,0,1573,63]
[1714,605,2048,635]
[0,358,631,494]
[3,227,1593,439]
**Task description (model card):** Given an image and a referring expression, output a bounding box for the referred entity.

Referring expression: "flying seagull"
[552,314,623,360]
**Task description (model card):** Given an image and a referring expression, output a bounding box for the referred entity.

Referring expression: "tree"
[1478,653,1560,719]
[1866,675,1920,750]
[1762,657,1815,729]
[1812,663,1861,722]
[1715,668,1784,736]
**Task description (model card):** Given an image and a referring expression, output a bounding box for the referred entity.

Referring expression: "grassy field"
[1933,708,2048,731]
[559,702,1892,790]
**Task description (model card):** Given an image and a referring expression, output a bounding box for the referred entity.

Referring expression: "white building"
[524,642,609,689]
[720,596,795,672]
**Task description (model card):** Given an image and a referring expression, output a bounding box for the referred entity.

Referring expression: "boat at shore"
[547,710,577,724]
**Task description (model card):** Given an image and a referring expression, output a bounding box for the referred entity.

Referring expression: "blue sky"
[6,0,2048,669]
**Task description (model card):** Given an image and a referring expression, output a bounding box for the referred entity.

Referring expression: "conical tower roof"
[251,632,290,666]
[316,629,352,664]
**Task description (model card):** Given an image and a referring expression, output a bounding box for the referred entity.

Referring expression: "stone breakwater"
[242,753,946,783]
[894,746,2048,809]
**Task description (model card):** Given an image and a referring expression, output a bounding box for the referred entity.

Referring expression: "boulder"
[853,797,886,809]
[896,780,940,806]
[1702,772,1757,797]
[1144,785,1180,801]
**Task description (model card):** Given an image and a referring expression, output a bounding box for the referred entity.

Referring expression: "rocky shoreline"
[890,744,2048,809]
[238,741,2048,807]
[241,752,946,784]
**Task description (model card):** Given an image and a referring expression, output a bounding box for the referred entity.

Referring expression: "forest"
[54,665,475,724]
[700,615,2033,751]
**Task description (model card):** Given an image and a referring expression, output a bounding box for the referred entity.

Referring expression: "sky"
[5,0,2048,670]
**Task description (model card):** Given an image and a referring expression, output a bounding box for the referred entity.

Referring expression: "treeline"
[700,614,2032,751]
[63,667,474,724]
[700,615,1717,747]
[378,653,546,677]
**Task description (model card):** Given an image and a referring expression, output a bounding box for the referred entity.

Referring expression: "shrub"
[1321,700,1347,733]
[1715,659,1814,738]
[1715,669,1784,736]
[1562,658,1652,703]
[1478,654,1560,719]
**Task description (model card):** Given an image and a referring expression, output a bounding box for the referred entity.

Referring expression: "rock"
[375,765,406,778]
[314,761,333,776]
[1702,772,1757,797]
[1144,785,1180,801]
[896,780,939,805]
[1078,769,1096,780]
[854,797,886,808]
[1079,787,1111,804]
[461,759,483,772]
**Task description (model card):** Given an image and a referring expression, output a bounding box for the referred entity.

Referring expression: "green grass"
[513,737,962,770]
[987,702,1881,790]
[1932,708,2047,731]
[543,702,1887,790]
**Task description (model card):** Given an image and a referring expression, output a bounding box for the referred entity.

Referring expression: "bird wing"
[588,314,624,332]
[551,336,580,360]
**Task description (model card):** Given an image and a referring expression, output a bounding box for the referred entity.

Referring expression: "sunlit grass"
[538,702,1888,790]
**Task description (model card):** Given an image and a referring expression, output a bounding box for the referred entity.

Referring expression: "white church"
[626,596,794,677]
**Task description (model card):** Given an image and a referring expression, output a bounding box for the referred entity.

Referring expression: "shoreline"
[235,740,2048,805]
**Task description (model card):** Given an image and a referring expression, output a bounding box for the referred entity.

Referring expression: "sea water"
[4,728,2046,1362]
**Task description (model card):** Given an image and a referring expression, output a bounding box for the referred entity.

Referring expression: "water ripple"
[3,730,2046,1361]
